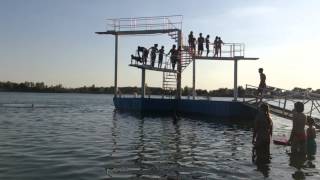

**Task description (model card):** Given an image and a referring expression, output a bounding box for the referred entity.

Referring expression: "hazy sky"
[0,0,319,90]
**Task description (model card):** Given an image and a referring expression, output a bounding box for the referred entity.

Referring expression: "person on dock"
[132,46,145,63]
[158,46,165,68]
[188,31,194,49]
[142,47,149,65]
[288,102,307,156]
[191,37,196,55]
[197,33,204,56]
[257,68,266,100]
[167,45,178,70]
[217,37,224,57]
[149,44,158,67]
[137,46,148,64]
[213,36,219,57]
[205,35,210,56]
[306,117,317,160]
[252,103,273,163]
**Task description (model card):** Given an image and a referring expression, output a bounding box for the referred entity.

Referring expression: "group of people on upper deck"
[188,31,224,57]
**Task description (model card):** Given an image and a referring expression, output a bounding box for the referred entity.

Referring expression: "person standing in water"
[306,117,317,159]
[205,35,210,56]
[288,102,307,156]
[252,103,273,163]
[158,46,165,68]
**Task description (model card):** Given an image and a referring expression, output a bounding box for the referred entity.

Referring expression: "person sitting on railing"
[217,37,224,57]
[149,44,158,67]
[167,44,177,70]
[205,35,210,57]
[257,68,267,97]
[213,36,219,57]
[131,54,142,63]
[197,33,204,56]
[158,46,165,68]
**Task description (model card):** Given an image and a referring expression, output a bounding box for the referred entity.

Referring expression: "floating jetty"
[95,15,259,120]
[96,15,320,123]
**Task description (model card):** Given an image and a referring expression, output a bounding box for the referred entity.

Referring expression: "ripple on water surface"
[0,92,319,179]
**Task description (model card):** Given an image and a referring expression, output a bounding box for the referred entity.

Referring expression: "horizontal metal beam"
[129,64,178,73]
[96,29,180,36]
[193,56,259,61]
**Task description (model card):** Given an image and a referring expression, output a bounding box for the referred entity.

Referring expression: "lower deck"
[114,97,258,121]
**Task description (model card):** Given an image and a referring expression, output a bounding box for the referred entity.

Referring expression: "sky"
[0,0,319,90]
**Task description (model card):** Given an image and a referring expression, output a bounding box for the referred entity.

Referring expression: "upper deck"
[95,15,182,36]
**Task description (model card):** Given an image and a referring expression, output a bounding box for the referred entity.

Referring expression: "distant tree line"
[0,81,319,97]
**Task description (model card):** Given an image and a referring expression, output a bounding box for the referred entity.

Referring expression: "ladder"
[162,32,194,93]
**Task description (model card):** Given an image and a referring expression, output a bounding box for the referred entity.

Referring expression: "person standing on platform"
[197,33,204,56]
[158,46,165,68]
[213,36,219,57]
[142,47,149,65]
[257,68,266,99]
[188,31,194,48]
[149,44,158,67]
[217,37,224,57]
[191,37,196,55]
[205,35,210,56]
[167,45,177,70]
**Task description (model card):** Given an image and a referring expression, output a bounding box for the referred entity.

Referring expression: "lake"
[0,92,319,179]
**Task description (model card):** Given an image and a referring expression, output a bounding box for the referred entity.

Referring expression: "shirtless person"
[257,68,266,97]
[288,102,307,156]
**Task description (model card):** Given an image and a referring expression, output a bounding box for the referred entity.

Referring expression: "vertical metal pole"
[176,30,182,99]
[141,69,145,98]
[282,97,287,115]
[233,59,238,101]
[310,100,314,117]
[114,34,118,98]
[192,58,196,100]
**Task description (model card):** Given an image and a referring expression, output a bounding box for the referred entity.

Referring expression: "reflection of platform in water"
[129,63,177,73]
[193,56,259,61]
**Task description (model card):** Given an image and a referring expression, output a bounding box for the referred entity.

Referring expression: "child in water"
[307,117,317,159]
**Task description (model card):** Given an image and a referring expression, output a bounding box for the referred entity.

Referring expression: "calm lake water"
[0,92,319,180]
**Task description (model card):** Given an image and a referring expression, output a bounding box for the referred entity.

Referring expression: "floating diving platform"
[96,15,261,121]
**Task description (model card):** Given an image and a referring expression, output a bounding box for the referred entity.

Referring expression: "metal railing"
[105,15,183,32]
[130,51,176,71]
[183,41,245,58]
[243,84,320,118]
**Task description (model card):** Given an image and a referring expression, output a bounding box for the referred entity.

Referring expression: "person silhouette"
[158,46,165,68]
[197,33,204,56]
[205,35,210,56]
